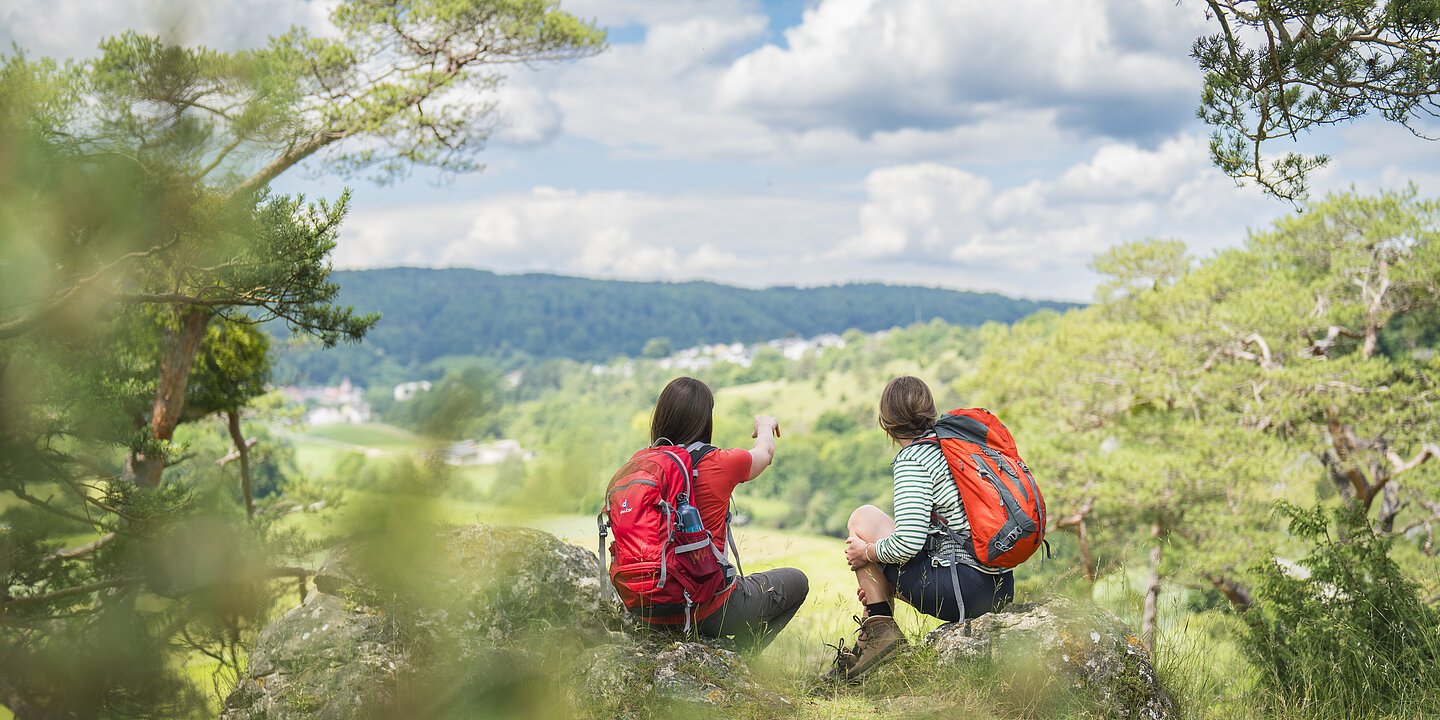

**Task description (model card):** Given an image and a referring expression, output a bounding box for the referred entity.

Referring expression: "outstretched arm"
[748,415,779,480]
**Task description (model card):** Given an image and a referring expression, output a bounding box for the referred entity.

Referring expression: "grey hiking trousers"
[695,567,809,652]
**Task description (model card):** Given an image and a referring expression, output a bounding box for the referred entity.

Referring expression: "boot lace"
[852,613,873,646]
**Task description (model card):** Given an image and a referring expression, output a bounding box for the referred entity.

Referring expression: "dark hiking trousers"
[695,567,809,651]
[881,554,1013,622]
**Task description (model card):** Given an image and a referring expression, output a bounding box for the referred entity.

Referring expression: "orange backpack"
[919,408,1048,569]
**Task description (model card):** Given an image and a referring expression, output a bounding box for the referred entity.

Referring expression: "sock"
[865,601,893,618]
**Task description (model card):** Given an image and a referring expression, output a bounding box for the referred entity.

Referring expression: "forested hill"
[280,268,1077,384]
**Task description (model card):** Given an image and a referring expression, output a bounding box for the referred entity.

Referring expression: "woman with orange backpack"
[831,376,1045,682]
[600,377,808,651]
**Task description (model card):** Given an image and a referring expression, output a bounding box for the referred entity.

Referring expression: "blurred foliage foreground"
[0,2,603,717]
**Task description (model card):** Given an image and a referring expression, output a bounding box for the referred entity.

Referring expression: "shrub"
[1242,502,1440,716]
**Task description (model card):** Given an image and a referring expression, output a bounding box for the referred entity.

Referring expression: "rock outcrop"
[223,524,776,719]
[571,638,789,717]
[221,593,402,719]
[925,596,1175,720]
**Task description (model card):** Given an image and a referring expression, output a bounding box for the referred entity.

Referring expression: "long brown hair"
[650,377,714,446]
[878,375,937,440]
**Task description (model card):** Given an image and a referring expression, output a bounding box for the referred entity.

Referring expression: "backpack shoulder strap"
[684,441,717,469]
[656,447,693,500]
[684,442,743,577]
[596,511,611,603]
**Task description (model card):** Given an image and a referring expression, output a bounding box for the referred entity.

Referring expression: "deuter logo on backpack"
[594,442,739,631]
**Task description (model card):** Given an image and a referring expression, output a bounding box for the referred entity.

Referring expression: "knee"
[785,568,810,608]
[847,504,877,531]
[848,504,885,535]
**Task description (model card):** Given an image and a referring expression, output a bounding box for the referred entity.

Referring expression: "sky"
[6,0,1440,302]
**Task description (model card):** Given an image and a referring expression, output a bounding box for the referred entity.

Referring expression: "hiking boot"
[844,614,908,682]
[819,637,857,682]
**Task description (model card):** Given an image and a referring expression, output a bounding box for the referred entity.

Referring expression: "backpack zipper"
[606,477,658,500]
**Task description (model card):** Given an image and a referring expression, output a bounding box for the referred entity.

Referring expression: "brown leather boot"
[844,614,908,682]
[820,637,857,682]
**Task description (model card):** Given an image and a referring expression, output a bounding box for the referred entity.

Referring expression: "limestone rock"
[225,523,779,719]
[925,596,1175,720]
[225,524,618,719]
[310,544,362,597]
[652,640,781,706]
[222,593,402,720]
[572,643,654,714]
[443,523,622,642]
[569,639,787,717]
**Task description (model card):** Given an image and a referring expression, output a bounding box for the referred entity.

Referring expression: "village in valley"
[274,332,856,470]
[593,333,850,376]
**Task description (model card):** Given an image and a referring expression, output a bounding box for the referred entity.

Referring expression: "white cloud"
[334,133,1310,302]
[540,10,779,158]
[717,0,1205,141]
[490,0,1214,167]
[335,187,856,287]
[491,84,563,147]
[275,129,1440,304]
[1054,139,1209,202]
[5,0,1213,168]
[838,134,1291,298]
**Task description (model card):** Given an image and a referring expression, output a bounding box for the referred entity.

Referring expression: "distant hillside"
[277,268,1078,385]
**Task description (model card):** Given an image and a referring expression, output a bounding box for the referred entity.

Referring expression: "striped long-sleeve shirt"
[872,436,1003,574]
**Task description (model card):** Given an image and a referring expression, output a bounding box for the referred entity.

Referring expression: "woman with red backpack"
[831,376,1042,682]
[601,377,808,651]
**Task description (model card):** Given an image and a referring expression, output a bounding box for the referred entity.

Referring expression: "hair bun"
[878,376,938,440]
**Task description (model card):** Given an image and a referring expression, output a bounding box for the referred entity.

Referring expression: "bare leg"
[848,504,896,612]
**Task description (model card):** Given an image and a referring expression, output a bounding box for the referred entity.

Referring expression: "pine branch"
[43,532,118,563]
[0,236,181,340]
[1,576,141,610]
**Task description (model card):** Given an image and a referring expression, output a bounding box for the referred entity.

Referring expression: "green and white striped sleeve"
[873,454,933,564]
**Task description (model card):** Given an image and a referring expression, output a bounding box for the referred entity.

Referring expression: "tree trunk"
[1376,481,1403,534]
[1205,573,1253,612]
[1142,521,1163,654]
[1056,498,1097,585]
[1361,263,1388,360]
[1362,325,1378,360]
[226,409,255,519]
[1074,519,1096,584]
[131,309,210,487]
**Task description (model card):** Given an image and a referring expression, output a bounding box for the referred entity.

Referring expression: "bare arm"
[748,415,780,480]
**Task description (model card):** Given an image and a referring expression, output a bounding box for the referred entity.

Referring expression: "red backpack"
[596,442,740,630]
[921,408,1048,569]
